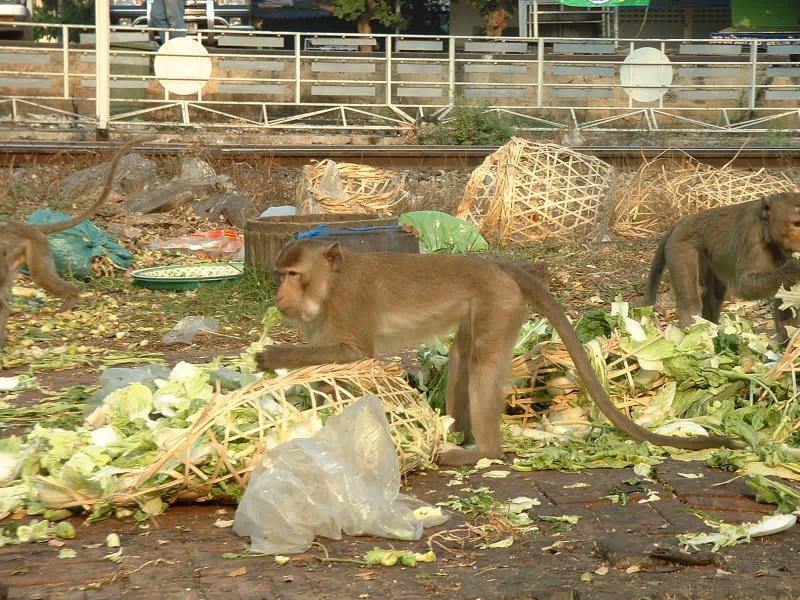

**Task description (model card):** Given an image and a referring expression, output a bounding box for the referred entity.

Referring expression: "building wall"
[618,6,732,39]
[449,2,484,36]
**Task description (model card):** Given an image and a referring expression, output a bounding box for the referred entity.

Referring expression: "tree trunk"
[357,0,376,51]
[485,0,511,37]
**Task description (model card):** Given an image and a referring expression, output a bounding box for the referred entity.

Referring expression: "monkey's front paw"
[783,259,800,276]
[255,347,282,372]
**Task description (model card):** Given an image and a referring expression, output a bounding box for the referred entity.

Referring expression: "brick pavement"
[2,459,800,599]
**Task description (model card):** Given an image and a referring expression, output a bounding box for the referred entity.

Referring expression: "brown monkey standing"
[256,239,743,466]
[645,192,800,343]
[0,140,136,350]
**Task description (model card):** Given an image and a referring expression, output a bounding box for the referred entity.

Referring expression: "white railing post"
[385,35,392,106]
[748,40,758,110]
[294,33,301,104]
[536,38,544,108]
[448,37,456,107]
[94,0,111,138]
[61,25,69,99]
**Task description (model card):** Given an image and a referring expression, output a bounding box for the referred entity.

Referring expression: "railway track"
[1,141,799,169]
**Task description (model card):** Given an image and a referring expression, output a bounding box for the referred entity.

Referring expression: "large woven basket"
[295,160,406,216]
[457,138,615,245]
[611,155,798,239]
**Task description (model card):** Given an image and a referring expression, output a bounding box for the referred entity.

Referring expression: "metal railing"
[0,22,799,135]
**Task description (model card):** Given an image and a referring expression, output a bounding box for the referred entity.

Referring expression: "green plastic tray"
[131,262,245,291]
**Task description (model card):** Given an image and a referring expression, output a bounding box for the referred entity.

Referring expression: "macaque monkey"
[0,140,136,349]
[645,193,800,343]
[256,240,743,466]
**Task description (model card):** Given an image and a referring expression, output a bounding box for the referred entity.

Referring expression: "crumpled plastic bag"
[84,365,171,417]
[147,230,243,256]
[163,316,220,345]
[25,209,134,280]
[233,395,448,555]
[398,211,488,254]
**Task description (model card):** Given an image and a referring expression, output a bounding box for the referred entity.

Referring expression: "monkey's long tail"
[508,265,745,451]
[643,228,672,306]
[36,137,152,235]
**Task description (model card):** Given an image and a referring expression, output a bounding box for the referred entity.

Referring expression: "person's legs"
[149,0,168,44]
[164,0,186,39]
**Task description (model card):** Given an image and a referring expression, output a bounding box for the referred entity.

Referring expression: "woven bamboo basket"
[456,138,615,246]
[611,156,797,239]
[295,160,406,216]
[40,360,442,511]
[610,168,673,240]
[665,160,797,219]
[505,336,645,427]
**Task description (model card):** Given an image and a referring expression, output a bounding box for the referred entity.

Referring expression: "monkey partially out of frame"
[0,141,134,350]
[256,239,743,466]
[645,192,800,344]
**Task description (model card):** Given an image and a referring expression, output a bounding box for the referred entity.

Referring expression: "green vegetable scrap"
[437,487,536,528]
[419,297,800,482]
[0,518,76,546]
[746,475,800,513]
[364,547,436,567]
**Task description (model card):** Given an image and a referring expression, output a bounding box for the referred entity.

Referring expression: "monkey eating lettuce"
[645,192,800,345]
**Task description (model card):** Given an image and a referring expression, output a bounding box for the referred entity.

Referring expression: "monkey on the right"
[645,192,800,343]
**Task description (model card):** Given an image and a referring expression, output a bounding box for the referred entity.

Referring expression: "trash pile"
[0,311,444,523]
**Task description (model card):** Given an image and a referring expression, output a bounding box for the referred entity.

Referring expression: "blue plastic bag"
[26,209,134,280]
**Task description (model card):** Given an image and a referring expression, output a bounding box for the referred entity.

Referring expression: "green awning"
[559,0,650,7]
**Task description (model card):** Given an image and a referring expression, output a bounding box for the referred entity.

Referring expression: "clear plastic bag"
[163,316,220,345]
[84,365,171,417]
[233,395,448,555]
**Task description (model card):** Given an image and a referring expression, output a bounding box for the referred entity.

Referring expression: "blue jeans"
[150,0,186,44]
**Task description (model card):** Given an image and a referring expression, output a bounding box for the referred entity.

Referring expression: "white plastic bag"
[233,395,448,555]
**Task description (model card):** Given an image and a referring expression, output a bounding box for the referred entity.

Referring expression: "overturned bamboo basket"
[295,160,406,216]
[665,161,797,219]
[505,336,650,427]
[40,360,443,511]
[611,154,798,239]
[457,138,616,246]
[610,168,673,240]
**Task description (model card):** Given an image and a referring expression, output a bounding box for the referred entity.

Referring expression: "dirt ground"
[2,459,800,600]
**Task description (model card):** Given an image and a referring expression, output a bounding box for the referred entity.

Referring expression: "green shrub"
[417,103,517,146]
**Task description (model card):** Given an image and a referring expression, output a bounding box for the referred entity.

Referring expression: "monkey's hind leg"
[445,323,472,442]
[700,260,727,324]
[666,244,703,328]
[0,251,10,350]
[438,302,525,466]
[24,232,79,311]
[772,298,798,346]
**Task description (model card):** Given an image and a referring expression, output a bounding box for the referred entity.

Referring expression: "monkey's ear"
[323,242,343,271]
[760,196,773,220]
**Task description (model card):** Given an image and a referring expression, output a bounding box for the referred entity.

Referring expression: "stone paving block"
[587,500,669,534]
[678,493,774,521]
[655,461,755,496]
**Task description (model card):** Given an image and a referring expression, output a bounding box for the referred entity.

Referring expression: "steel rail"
[1,142,799,169]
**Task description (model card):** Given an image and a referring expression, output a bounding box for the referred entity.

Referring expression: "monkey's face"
[273,241,340,323]
[766,193,800,253]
